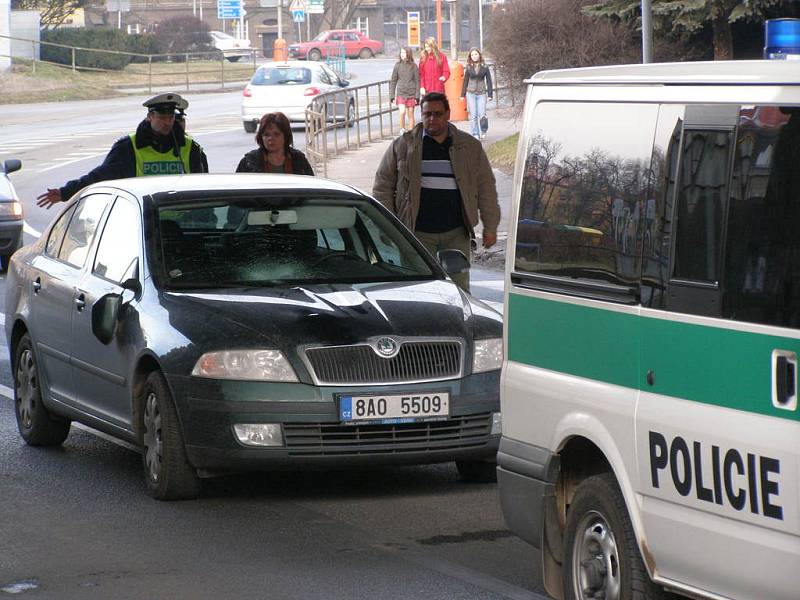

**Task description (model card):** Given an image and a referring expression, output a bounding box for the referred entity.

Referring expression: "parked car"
[288,29,383,61]
[5,174,503,500]
[209,30,252,62]
[0,158,24,271]
[241,60,354,131]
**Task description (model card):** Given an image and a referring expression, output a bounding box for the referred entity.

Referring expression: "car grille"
[304,341,462,385]
[283,413,493,457]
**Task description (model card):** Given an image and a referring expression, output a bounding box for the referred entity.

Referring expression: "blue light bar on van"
[764,18,800,60]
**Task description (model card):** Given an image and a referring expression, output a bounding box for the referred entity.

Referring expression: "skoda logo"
[374,337,399,358]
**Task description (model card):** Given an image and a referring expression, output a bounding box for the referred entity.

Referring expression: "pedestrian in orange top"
[418,37,449,95]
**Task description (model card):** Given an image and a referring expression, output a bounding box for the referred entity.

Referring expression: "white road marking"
[23,222,42,238]
[0,383,13,399]
[38,152,108,173]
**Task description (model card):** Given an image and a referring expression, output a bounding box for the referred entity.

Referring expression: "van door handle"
[772,351,797,410]
[74,293,86,312]
[32,278,41,294]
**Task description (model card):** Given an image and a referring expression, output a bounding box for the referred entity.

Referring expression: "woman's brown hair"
[398,46,414,64]
[255,111,293,155]
[420,37,442,65]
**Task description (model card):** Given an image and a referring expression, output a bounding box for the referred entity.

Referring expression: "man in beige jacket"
[373,92,500,291]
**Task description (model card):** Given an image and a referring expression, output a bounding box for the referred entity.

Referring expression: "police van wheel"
[563,473,666,600]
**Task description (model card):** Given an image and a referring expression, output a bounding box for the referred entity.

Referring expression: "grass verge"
[0,58,256,104]
[485,132,518,175]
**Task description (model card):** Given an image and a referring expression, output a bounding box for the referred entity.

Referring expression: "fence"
[0,33,259,93]
[304,63,511,177]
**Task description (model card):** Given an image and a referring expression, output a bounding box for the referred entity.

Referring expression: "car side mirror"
[339,80,350,87]
[3,159,21,174]
[92,294,122,345]
[437,249,469,276]
[121,277,142,304]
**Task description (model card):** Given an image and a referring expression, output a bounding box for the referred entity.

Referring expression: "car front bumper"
[168,371,501,473]
[0,219,23,257]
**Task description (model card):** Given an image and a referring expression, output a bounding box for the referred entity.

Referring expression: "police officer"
[37,92,208,209]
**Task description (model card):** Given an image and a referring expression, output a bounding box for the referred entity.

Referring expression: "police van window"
[723,106,800,328]
[57,194,111,268]
[93,198,140,283]
[671,130,733,284]
[641,105,685,309]
[513,102,659,298]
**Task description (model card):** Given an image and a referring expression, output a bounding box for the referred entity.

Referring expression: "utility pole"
[277,0,282,39]
[436,0,442,49]
[641,0,653,63]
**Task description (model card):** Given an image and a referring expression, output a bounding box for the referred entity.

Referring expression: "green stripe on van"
[508,293,800,421]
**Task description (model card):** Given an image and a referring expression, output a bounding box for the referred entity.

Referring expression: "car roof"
[257,60,319,69]
[85,174,365,204]
[528,60,800,86]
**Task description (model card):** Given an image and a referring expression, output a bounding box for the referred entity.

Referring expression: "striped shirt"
[415,134,465,233]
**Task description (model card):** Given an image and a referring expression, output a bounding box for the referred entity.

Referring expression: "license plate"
[339,392,450,424]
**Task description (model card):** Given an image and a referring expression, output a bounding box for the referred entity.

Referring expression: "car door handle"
[772,350,797,410]
[74,293,86,312]
[32,278,41,294]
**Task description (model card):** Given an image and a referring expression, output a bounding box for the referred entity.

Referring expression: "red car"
[287,30,383,61]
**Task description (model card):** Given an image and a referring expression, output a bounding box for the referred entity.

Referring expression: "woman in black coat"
[236,112,314,175]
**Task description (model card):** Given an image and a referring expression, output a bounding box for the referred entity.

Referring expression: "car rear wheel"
[308,48,322,61]
[563,473,667,600]
[243,120,257,133]
[346,100,355,128]
[14,333,71,446]
[141,371,201,501]
[455,459,497,483]
[358,47,373,59]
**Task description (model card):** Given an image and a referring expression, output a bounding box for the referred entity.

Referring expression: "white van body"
[498,61,800,600]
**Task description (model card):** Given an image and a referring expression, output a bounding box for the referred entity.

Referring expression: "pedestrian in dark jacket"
[460,48,493,140]
[36,92,208,208]
[236,112,314,175]
[389,47,420,133]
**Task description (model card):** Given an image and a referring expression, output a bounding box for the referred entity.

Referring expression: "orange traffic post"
[445,61,467,121]
[273,38,288,62]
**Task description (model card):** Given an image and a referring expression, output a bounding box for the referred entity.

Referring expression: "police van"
[497,60,800,600]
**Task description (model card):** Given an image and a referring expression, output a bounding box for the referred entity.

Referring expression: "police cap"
[143,92,187,114]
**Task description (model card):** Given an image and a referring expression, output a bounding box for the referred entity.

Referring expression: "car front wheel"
[358,48,373,59]
[243,120,257,133]
[563,473,666,600]
[141,371,201,500]
[308,48,322,61]
[14,333,70,446]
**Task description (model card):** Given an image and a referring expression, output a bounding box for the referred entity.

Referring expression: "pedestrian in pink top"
[418,37,449,95]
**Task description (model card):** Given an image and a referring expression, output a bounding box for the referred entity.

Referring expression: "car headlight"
[191,349,298,382]
[472,338,503,373]
[0,201,23,220]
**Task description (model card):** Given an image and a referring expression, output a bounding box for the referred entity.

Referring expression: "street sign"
[288,0,305,11]
[217,0,242,19]
[407,11,420,47]
[291,9,304,22]
[306,0,323,14]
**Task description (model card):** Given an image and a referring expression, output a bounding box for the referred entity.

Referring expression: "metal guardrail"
[303,65,512,177]
[304,79,396,179]
[0,33,258,92]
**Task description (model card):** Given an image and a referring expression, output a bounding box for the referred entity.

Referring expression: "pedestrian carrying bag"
[480,115,489,134]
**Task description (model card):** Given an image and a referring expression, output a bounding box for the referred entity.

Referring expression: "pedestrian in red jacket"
[418,37,449,95]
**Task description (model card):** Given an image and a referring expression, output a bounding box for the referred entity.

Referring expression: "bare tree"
[12,0,86,28]
[321,0,364,30]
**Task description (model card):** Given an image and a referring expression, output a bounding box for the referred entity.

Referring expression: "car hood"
[161,279,495,352]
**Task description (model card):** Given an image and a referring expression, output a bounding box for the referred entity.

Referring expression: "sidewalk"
[322,106,521,272]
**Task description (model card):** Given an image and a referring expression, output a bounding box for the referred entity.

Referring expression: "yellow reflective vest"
[129,134,193,176]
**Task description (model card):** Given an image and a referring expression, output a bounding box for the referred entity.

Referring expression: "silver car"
[241,60,354,132]
[0,158,24,271]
